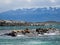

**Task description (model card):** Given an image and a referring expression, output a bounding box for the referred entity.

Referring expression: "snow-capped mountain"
[0,7,60,22]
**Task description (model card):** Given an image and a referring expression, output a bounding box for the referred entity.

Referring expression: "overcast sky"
[0,0,60,12]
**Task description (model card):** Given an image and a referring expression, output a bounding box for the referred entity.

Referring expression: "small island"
[0,20,60,26]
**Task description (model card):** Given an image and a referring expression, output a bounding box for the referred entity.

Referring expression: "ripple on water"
[0,36,60,45]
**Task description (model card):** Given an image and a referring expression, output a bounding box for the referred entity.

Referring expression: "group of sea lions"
[4,28,31,37]
[36,28,48,34]
[3,28,60,37]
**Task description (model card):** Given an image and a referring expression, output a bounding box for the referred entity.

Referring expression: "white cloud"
[26,0,31,2]
[4,0,12,4]
[0,0,60,12]
[0,0,12,4]
[50,0,56,3]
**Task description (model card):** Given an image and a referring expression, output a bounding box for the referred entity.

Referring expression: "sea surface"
[0,24,60,45]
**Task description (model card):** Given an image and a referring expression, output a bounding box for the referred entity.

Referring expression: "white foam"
[38,34,43,36]
[17,35,25,37]
[44,33,56,35]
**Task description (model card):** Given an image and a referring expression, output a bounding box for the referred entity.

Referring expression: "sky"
[0,0,60,12]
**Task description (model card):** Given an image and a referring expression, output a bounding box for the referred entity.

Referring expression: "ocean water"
[0,24,60,45]
[0,24,60,30]
[0,36,60,45]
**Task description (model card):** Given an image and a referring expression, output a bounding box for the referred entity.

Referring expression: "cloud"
[26,0,32,2]
[0,0,60,12]
[4,0,12,4]
[50,0,56,2]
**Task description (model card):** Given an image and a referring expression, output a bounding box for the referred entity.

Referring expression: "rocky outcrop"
[0,20,31,26]
[2,28,60,37]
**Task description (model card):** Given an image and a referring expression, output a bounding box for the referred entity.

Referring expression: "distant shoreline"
[0,20,60,26]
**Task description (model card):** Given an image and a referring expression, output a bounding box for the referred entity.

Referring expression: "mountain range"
[0,7,60,22]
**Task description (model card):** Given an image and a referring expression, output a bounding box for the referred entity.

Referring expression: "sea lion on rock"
[36,28,48,34]
[4,31,17,37]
